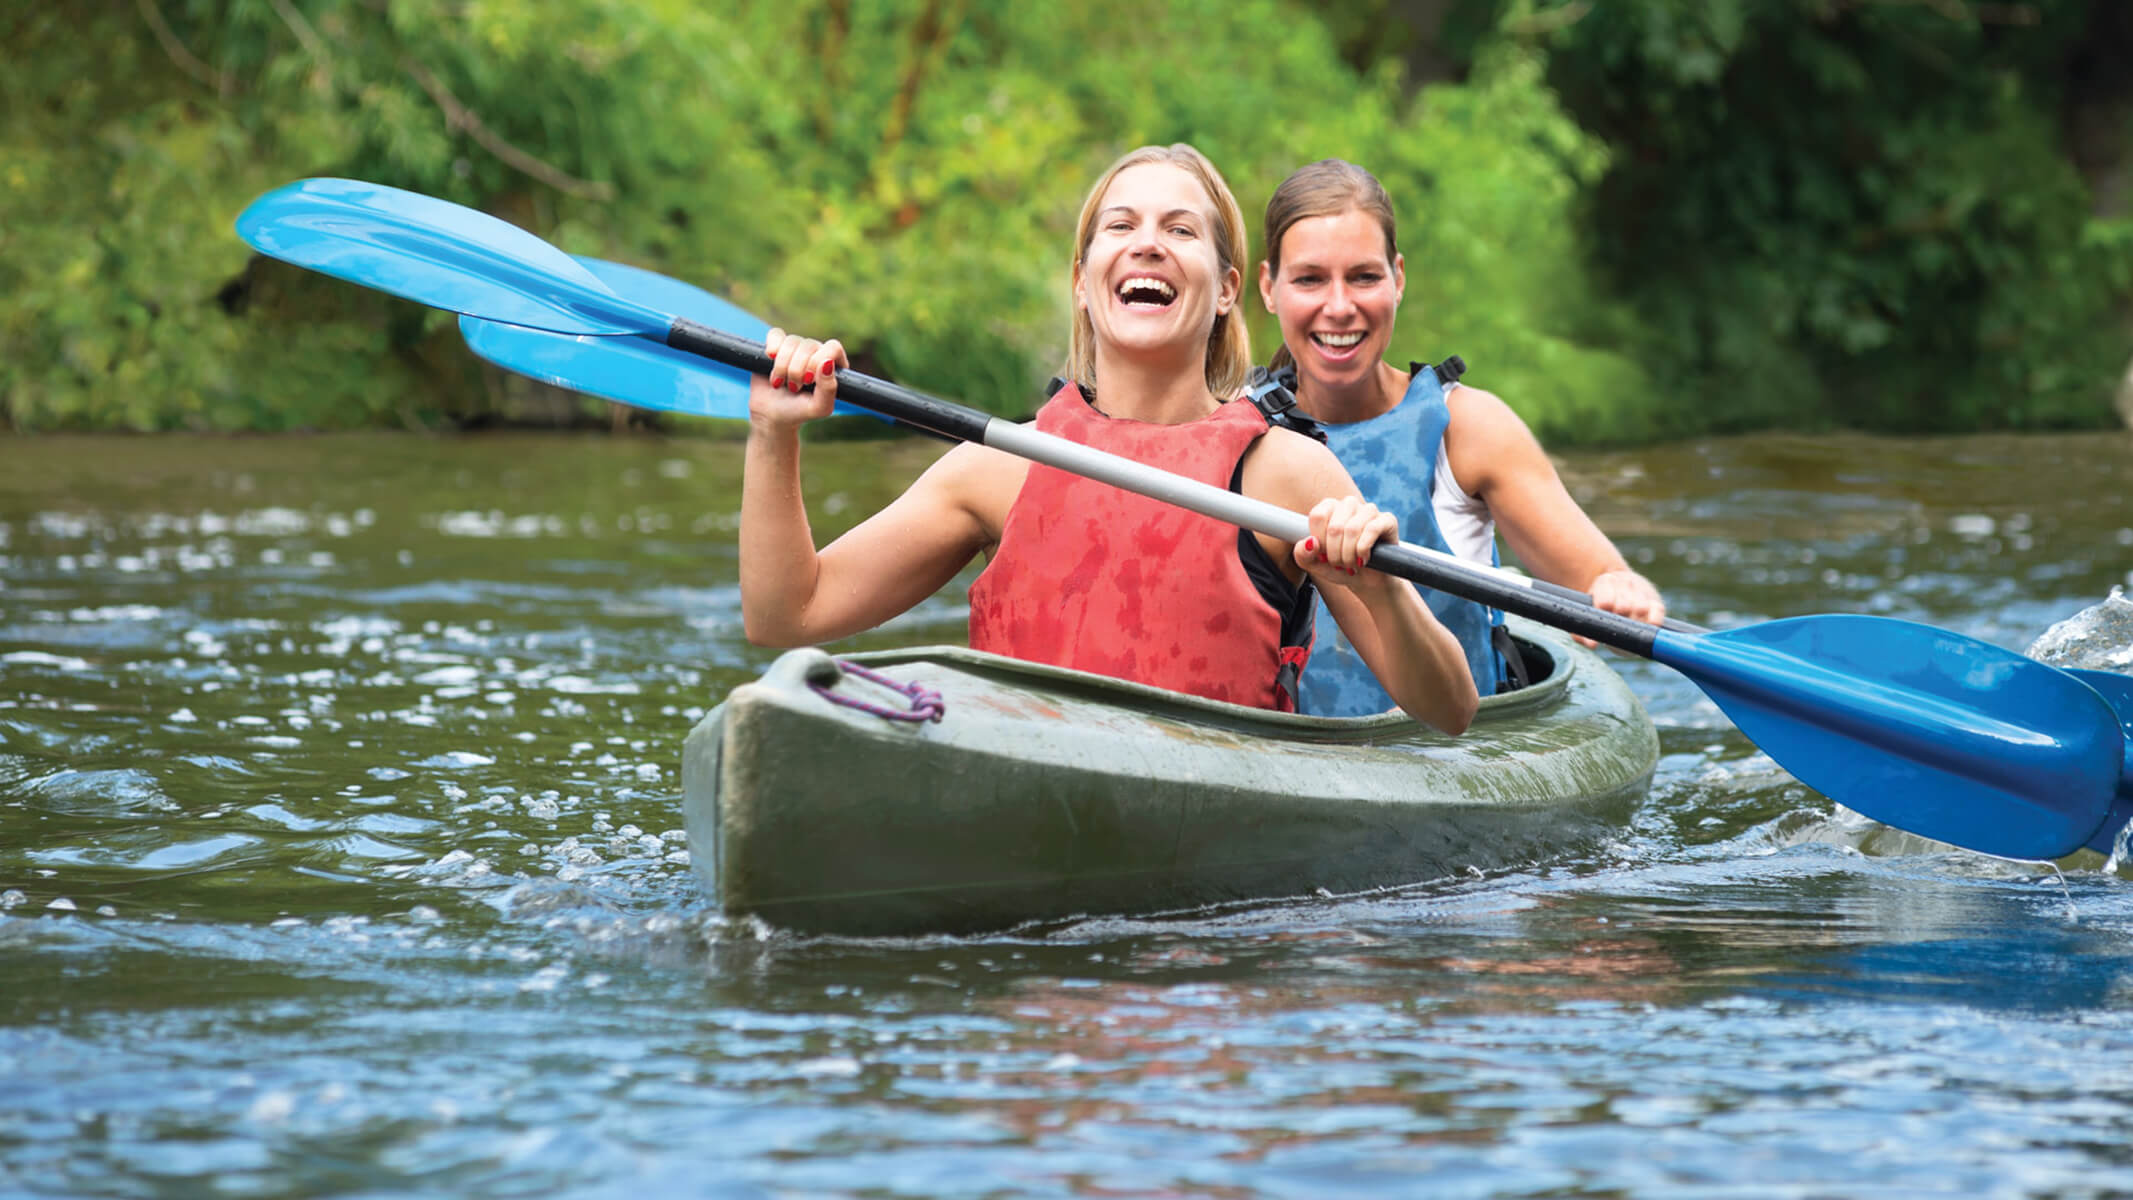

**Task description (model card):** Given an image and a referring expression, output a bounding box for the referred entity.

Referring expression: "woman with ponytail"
[1256,159,1664,718]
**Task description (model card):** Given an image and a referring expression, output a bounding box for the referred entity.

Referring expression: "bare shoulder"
[1444,385,1551,493]
[1240,425,1352,509]
[1445,385,1531,443]
[1249,424,1340,470]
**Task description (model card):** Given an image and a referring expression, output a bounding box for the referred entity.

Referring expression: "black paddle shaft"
[667,319,990,442]
[667,316,1668,659]
[1367,542,1663,654]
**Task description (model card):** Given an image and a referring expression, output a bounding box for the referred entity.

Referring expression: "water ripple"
[5,432,2133,1195]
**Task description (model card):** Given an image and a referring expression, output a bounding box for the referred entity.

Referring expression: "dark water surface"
[4,430,2133,1198]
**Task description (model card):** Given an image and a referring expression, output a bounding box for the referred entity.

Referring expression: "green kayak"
[682,618,1657,936]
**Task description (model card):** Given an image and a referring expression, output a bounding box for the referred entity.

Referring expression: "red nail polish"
[820,362,835,376]
[1302,537,1317,553]
[801,371,814,386]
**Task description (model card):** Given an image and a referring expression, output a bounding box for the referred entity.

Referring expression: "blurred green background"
[6,0,2131,443]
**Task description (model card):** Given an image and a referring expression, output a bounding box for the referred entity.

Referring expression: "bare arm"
[1241,430,1479,734]
[1444,387,1665,627]
[739,332,1007,646]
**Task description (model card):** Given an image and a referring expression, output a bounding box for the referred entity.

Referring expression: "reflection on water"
[4,430,2133,1196]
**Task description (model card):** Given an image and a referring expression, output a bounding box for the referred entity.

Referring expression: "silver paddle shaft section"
[662,316,1667,653]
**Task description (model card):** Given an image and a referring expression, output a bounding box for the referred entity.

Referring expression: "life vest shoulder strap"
[1245,355,1469,439]
[1242,366,1326,443]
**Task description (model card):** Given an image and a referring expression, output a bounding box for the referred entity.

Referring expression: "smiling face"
[1260,207,1404,397]
[1071,161,1241,382]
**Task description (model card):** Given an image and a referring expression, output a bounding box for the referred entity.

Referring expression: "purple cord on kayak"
[809,659,945,723]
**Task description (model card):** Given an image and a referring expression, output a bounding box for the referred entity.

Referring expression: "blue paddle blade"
[1653,615,2123,860]
[2067,668,2133,855]
[460,258,883,423]
[235,178,664,337]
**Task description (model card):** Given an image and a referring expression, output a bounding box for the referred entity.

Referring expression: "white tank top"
[1431,396,1496,564]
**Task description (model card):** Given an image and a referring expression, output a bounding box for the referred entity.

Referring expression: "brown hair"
[1063,143,1252,398]
[1261,159,1399,372]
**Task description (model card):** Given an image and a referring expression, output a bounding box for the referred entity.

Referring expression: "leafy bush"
[1,0,1642,440]
[8,0,2121,439]
[1533,0,2133,432]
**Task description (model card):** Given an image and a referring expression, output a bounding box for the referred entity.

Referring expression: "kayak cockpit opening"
[1497,632,1557,693]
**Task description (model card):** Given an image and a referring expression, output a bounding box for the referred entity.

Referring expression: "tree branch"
[1844,0,2040,24]
[266,0,326,58]
[879,0,965,157]
[811,0,851,144]
[404,61,615,200]
[1502,0,1591,37]
[1972,3,2041,24]
[136,0,232,94]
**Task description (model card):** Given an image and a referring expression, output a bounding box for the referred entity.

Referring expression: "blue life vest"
[1252,361,1504,716]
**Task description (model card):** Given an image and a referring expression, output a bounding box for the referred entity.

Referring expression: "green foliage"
[1529,0,2133,432]
[673,0,1651,434]
[6,0,2125,439]
[1,0,1641,440]
[1352,44,1666,442]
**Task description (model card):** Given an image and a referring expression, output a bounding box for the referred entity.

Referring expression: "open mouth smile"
[1116,276,1177,308]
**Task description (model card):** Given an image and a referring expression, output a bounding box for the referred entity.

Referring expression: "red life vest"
[968,384,1311,710]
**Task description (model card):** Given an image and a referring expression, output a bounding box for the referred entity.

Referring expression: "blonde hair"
[1062,144,1252,398]
[1261,159,1399,372]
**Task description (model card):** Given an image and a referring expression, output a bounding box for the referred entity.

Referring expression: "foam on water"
[2027,586,2133,670]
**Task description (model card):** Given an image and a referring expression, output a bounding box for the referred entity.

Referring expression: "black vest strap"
[1491,624,1533,693]
[1242,365,1326,443]
[1249,354,1467,438]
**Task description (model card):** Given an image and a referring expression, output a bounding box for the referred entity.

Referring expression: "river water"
[4,429,2132,1197]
